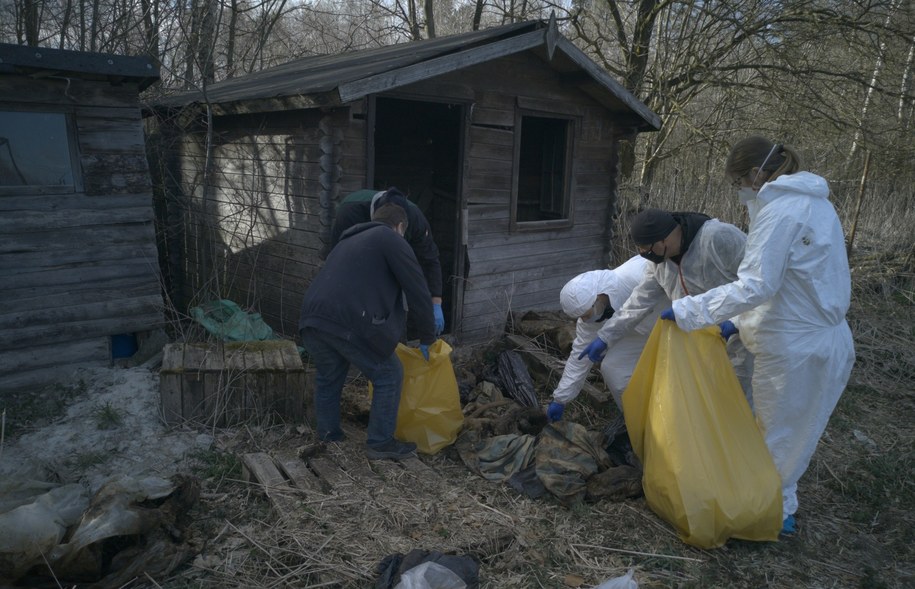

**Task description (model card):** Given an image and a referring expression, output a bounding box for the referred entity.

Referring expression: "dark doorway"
[372,96,464,335]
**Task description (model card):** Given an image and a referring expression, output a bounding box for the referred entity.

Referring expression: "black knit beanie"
[630,208,678,245]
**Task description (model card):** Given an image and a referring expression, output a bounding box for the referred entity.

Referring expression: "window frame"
[509,108,576,232]
[0,107,82,196]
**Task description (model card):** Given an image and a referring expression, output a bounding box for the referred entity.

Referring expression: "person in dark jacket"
[300,203,436,460]
[332,187,445,335]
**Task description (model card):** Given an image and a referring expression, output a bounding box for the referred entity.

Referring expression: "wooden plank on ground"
[505,333,608,402]
[240,452,298,516]
[274,452,326,493]
[307,457,355,491]
[400,456,442,481]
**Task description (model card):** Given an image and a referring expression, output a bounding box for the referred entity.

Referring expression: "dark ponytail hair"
[725,136,803,184]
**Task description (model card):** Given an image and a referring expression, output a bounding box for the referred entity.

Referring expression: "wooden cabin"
[148,18,659,344]
[0,44,163,391]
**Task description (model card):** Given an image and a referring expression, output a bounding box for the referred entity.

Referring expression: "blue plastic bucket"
[111,333,138,359]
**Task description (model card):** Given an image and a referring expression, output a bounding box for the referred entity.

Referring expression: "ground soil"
[1,254,912,589]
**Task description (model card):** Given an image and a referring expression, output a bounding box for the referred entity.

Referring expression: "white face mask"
[735,143,778,212]
[737,186,757,204]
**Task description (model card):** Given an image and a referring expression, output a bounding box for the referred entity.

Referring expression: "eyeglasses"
[637,241,656,253]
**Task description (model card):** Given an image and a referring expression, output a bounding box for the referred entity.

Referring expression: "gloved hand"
[433,303,445,336]
[546,401,565,422]
[578,338,608,363]
[660,308,675,321]
[419,344,430,361]
[719,320,738,341]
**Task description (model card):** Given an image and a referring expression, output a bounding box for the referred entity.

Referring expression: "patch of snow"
[0,366,211,494]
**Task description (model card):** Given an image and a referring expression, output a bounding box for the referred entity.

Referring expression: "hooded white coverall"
[552,256,659,410]
[672,172,856,519]
[595,219,754,396]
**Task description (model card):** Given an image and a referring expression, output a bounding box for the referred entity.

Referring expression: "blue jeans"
[300,328,403,448]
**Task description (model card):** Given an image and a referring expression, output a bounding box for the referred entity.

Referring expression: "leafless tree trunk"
[140,0,161,66]
[58,0,73,48]
[22,0,40,45]
[424,0,435,38]
[848,0,901,163]
[472,0,485,31]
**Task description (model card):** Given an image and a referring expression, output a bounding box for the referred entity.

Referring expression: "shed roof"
[156,19,660,131]
[0,44,159,91]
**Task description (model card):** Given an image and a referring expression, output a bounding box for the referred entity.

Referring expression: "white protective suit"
[553,256,658,410]
[595,218,754,396]
[672,171,856,519]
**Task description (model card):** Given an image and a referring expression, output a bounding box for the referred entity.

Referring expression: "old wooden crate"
[160,340,305,426]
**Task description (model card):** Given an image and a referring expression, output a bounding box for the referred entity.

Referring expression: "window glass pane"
[517,115,568,222]
[0,112,75,190]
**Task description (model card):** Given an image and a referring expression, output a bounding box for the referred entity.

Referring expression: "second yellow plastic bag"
[393,339,464,455]
[623,321,782,548]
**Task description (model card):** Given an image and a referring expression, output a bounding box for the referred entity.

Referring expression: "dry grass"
[162,249,914,589]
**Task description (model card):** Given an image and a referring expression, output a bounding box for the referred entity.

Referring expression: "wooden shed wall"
[0,76,164,391]
[156,50,626,345]
[398,52,623,343]
[152,107,363,335]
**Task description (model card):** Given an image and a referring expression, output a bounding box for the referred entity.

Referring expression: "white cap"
[560,272,603,318]
[559,256,649,318]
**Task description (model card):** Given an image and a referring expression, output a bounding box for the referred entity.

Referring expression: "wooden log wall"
[156,107,363,337]
[156,50,630,346]
[448,53,622,343]
[0,77,164,391]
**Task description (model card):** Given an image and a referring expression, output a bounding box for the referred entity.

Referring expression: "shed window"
[512,113,573,228]
[0,111,79,194]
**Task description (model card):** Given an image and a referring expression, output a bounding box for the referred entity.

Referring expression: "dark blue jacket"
[331,190,443,298]
[299,221,435,362]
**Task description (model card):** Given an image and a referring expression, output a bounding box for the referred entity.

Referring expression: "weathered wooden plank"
[1,275,159,306]
[1,285,158,315]
[0,206,153,234]
[307,457,354,491]
[0,77,141,107]
[0,222,158,254]
[0,193,158,213]
[241,452,300,516]
[1,262,161,298]
[0,311,165,352]
[261,347,286,420]
[0,336,109,377]
[159,344,185,424]
[274,452,324,492]
[399,456,442,481]
[0,244,159,274]
[181,344,209,424]
[0,294,164,331]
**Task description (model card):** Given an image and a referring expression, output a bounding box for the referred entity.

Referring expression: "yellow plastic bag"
[393,339,464,454]
[623,321,782,548]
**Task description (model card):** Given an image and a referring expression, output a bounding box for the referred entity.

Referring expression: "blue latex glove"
[719,320,738,341]
[578,338,608,363]
[660,308,675,321]
[546,401,565,422]
[419,344,430,361]
[433,303,445,336]
[781,514,796,536]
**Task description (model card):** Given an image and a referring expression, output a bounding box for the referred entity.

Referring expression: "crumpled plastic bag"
[394,561,467,589]
[393,340,464,454]
[375,549,479,589]
[595,568,638,589]
[190,299,276,342]
[0,482,89,581]
[49,475,181,568]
